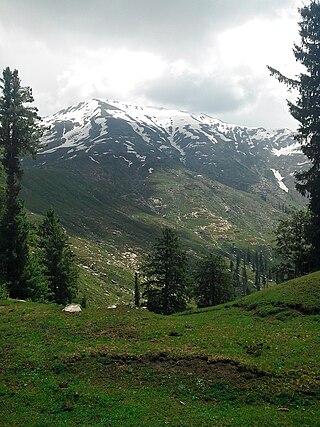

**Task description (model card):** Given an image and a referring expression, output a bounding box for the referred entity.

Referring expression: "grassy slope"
[22,165,292,305]
[22,164,293,306]
[22,165,290,254]
[1,272,319,426]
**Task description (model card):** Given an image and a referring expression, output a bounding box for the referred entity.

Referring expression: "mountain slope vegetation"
[21,99,306,257]
[1,271,319,426]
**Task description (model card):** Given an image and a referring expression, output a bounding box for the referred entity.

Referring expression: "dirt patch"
[63,351,268,384]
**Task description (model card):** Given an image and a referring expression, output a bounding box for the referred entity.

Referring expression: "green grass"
[231,270,320,315]
[1,272,320,426]
[22,166,290,256]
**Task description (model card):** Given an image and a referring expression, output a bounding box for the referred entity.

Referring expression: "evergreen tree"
[254,270,261,291]
[141,228,188,315]
[233,253,241,289]
[241,260,249,296]
[229,258,234,273]
[254,250,259,273]
[195,254,233,308]
[0,67,42,297]
[275,210,312,279]
[246,247,251,265]
[268,1,320,269]
[38,208,78,305]
[262,275,267,289]
[259,252,264,277]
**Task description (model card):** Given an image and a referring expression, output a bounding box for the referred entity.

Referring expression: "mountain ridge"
[22,97,307,256]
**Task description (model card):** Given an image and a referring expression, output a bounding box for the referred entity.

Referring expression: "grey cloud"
[134,70,297,129]
[137,72,255,115]
[0,0,296,59]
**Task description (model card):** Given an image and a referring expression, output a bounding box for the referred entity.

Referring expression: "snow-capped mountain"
[22,98,308,252]
[36,98,305,196]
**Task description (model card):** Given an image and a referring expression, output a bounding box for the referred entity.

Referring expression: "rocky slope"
[22,98,307,253]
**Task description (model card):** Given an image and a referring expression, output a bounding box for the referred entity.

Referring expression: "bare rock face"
[63,304,82,313]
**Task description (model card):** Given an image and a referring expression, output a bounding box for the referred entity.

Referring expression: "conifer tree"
[242,260,249,296]
[38,208,78,305]
[275,210,312,279]
[254,270,261,291]
[268,1,320,269]
[141,228,188,315]
[195,254,233,307]
[0,67,42,297]
[229,258,234,273]
[233,253,241,289]
[246,247,251,265]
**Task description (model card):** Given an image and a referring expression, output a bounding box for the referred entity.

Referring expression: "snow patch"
[271,169,289,192]
[89,156,100,164]
[272,142,300,157]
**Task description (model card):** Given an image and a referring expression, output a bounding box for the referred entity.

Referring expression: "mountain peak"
[37,97,304,197]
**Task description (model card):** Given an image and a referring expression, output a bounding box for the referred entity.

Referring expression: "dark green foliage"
[275,210,312,280]
[233,253,241,289]
[141,228,188,315]
[38,208,78,305]
[241,261,249,296]
[268,2,320,269]
[254,270,261,291]
[23,250,49,302]
[134,271,140,307]
[194,254,233,308]
[0,67,42,297]
[0,201,29,298]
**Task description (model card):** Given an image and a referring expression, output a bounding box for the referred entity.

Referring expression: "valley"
[20,98,307,303]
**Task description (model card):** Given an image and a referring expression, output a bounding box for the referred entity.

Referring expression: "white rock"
[63,304,82,313]
[107,304,117,309]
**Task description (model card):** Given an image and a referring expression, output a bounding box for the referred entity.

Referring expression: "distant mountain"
[22,98,307,254]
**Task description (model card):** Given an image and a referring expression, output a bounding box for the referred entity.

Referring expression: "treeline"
[137,228,234,315]
[230,246,276,296]
[0,67,78,304]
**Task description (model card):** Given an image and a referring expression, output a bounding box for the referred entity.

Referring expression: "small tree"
[141,228,188,315]
[233,253,241,290]
[194,254,233,308]
[0,67,42,298]
[38,208,78,305]
[275,210,312,280]
[241,260,249,296]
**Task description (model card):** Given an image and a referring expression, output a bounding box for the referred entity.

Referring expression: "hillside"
[22,98,306,258]
[1,272,319,426]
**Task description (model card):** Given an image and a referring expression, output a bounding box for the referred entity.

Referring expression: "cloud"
[0,0,298,59]
[0,0,302,127]
[137,71,254,114]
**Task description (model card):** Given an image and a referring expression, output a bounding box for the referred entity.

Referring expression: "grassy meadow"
[1,272,319,426]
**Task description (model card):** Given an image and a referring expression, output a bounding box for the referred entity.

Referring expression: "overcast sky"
[0,0,304,128]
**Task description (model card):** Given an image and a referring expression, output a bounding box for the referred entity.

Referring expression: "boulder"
[63,304,82,313]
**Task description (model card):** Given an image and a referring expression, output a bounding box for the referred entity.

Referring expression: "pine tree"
[38,208,78,305]
[0,67,42,297]
[233,253,241,289]
[141,228,188,315]
[268,1,320,269]
[195,254,233,308]
[246,247,251,265]
[275,210,312,279]
[242,260,249,296]
[254,270,261,291]
[229,258,234,272]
